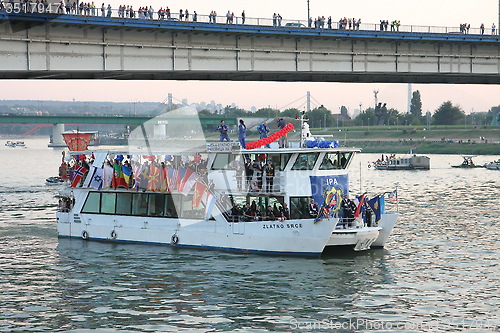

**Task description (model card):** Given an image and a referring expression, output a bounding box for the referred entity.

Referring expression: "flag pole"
[395,182,399,213]
[359,161,362,194]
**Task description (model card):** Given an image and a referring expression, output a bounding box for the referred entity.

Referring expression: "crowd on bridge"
[1,1,498,36]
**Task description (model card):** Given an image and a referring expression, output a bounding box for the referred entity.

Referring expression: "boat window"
[82,192,101,213]
[212,153,231,170]
[116,193,133,215]
[132,193,148,216]
[148,194,165,217]
[170,194,183,218]
[291,153,319,170]
[338,152,353,168]
[181,195,206,219]
[279,153,291,171]
[101,193,116,214]
[290,197,311,219]
[319,153,341,170]
[165,194,178,218]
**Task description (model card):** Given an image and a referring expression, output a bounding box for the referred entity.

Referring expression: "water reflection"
[46,240,394,332]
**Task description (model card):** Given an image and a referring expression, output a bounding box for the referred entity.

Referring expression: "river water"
[1,138,499,332]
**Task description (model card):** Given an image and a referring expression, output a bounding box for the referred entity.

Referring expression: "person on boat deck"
[309,199,318,217]
[242,203,252,222]
[342,195,356,225]
[216,120,230,142]
[277,117,289,148]
[258,121,271,148]
[244,158,254,190]
[238,119,247,148]
[253,159,263,191]
[234,157,244,191]
[264,159,275,192]
[254,205,263,220]
[265,205,275,220]
[280,203,290,220]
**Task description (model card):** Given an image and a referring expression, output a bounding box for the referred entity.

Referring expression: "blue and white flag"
[88,167,104,190]
[202,192,217,221]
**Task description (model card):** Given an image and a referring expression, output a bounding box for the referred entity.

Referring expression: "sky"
[1,0,499,115]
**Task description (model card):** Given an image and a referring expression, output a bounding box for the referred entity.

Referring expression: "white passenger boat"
[56,108,398,257]
[372,154,430,170]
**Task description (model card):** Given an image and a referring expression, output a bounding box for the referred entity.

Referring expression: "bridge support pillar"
[48,123,66,147]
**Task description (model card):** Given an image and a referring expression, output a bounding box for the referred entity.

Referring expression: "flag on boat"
[367,195,381,223]
[121,164,132,186]
[147,164,161,192]
[202,191,217,221]
[102,163,114,189]
[354,193,366,218]
[159,166,168,193]
[88,166,104,190]
[132,164,142,190]
[71,165,88,188]
[167,167,178,192]
[180,169,199,196]
[388,189,398,203]
[177,167,187,191]
[192,181,208,208]
[309,175,349,223]
[112,162,128,189]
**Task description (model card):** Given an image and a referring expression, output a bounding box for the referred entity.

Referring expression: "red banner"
[62,133,94,151]
[246,123,294,149]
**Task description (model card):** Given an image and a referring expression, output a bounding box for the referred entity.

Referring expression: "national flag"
[192,181,207,208]
[354,194,366,218]
[178,168,193,192]
[71,165,88,188]
[147,164,161,192]
[167,167,178,192]
[121,164,132,186]
[202,191,217,221]
[180,169,199,195]
[103,163,113,189]
[159,166,168,193]
[88,167,104,190]
[367,196,381,223]
[112,163,128,189]
[132,164,142,190]
[388,190,398,203]
[177,167,186,191]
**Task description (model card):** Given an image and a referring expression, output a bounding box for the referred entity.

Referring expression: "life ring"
[171,234,179,245]
[82,230,89,240]
[111,230,117,239]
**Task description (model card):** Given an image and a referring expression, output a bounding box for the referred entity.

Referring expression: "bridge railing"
[1,3,497,36]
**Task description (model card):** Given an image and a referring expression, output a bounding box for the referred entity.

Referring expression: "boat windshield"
[291,153,319,170]
[319,152,353,170]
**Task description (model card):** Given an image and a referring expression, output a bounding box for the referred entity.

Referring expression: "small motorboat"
[485,159,500,170]
[46,176,66,185]
[451,156,485,168]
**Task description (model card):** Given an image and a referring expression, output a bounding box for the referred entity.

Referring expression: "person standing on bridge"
[492,23,496,35]
[217,120,230,142]
[238,119,247,148]
[241,10,245,24]
[258,121,270,148]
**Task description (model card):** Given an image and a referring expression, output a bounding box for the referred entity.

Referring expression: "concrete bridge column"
[48,123,66,147]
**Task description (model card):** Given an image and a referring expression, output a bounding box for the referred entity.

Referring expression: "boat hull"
[57,212,338,256]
